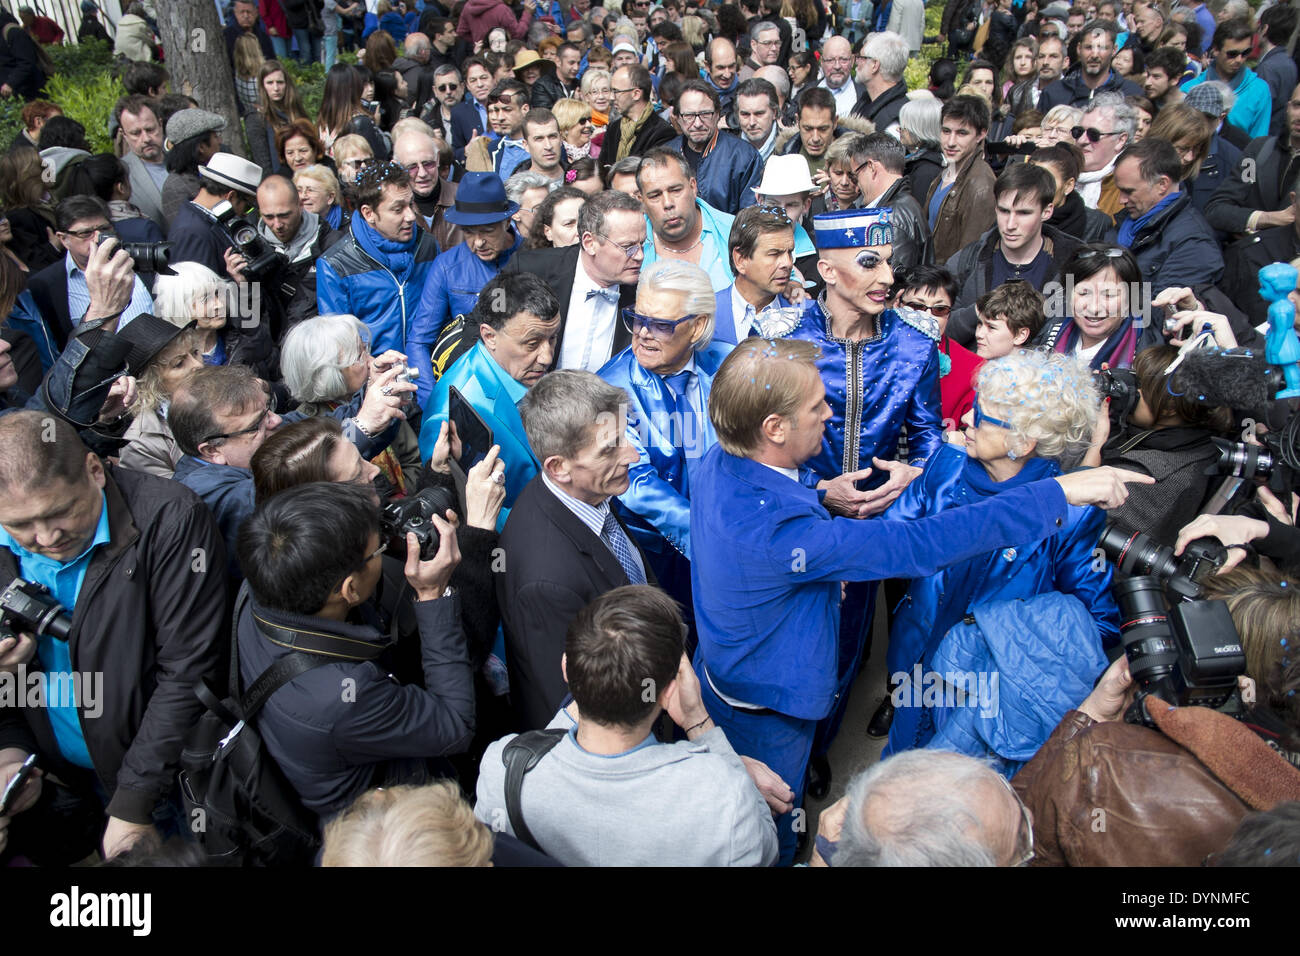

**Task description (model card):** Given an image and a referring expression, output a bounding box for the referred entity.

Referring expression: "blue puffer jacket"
[316,221,441,357]
[885,591,1109,778]
[6,291,58,372]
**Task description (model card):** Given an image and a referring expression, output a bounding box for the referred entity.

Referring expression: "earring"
[1007,450,1017,461]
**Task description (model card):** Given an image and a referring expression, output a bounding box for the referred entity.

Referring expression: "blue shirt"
[65,253,152,332]
[0,492,111,768]
[928,180,954,232]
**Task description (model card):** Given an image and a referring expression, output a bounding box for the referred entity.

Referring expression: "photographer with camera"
[168,154,262,279]
[235,480,475,818]
[24,197,155,354]
[238,175,343,342]
[1012,565,1300,866]
[0,411,228,863]
[1083,344,1235,543]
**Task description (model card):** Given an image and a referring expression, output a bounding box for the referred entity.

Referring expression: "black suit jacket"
[25,258,73,351]
[596,109,676,176]
[504,244,635,368]
[496,475,656,729]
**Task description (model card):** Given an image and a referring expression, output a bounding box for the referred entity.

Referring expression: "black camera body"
[1093,366,1140,425]
[379,487,458,561]
[95,231,174,275]
[0,578,73,642]
[1099,524,1244,726]
[212,200,283,283]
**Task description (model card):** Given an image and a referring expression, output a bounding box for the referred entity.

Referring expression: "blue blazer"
[712,286,793,345]
[881,444,1118,678]
[598,341,731,563]
[418,340,539,532]
[450,100,487,162]
[689,443,1071,719]
[666,131,763,215]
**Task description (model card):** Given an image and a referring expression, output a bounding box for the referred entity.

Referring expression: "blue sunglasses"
[973,399,1012,430]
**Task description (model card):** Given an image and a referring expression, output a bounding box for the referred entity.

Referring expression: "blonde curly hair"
[976,349,1100,464]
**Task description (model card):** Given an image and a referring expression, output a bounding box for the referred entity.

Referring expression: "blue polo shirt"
[0,492,110,768]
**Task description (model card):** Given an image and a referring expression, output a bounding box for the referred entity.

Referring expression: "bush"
[43,72,127,154]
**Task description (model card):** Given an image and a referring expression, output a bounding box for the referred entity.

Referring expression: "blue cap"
[812,207,893,250]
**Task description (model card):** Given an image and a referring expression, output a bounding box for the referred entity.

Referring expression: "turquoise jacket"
[642,199,736,292]
[1182,66,1271,139]
[418,339,539,532]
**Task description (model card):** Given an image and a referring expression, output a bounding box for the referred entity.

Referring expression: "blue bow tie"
[586,287,619,305]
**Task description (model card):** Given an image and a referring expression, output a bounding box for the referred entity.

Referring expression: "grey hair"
[636,147,693,189]
[568,20,594,41]
[1083,91,1138,143]
[580,68,612,96]
[519,370,630,463]
[1041,104,1084,129]
[898,97,941,148]
[433,64,461,83]
[152,261,233,328]
[281,314,372,403]
[1219,0,1249,21]
[862,31,909,82]
[505,169,554,203]
[636,259,716,349]
[577,188,643,243]
[610,155,643,179]
[834,751,1007,867]
[975,349,1101,464]
[750,18,779,41]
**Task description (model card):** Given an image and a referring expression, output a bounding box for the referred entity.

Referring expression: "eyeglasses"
[341,157,373,169]
[1077,246,1127,262]
[611,87,636,95]
[1071,125,1123,143]
[404,160,440,173]
[365,541,387,562]
[62,222,113,240]
[678,109,716,124]
[435,83,460,92]
[198,404,275,446]
[996,773,1036,867]
[597,232,645,260]
[753,37,780,47]
[623,308,699,338]
[902,299,952,317]
[1220,47,1250,60]
[487,93,523,106]
[823,56,852,66]
[973,399,1013,430]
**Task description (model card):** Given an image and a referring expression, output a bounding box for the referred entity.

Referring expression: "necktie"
[664,368,700,469]
[585,286,619,305]
[600,510,646,584]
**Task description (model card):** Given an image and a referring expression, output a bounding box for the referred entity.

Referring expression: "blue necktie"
[600,510,646,584]
[665,369,700,464]
[586,287,619,305]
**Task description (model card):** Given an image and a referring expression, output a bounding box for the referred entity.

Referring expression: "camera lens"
[1098,525,1180,579]
[1212,438,1274,480]
[1114,575,1181,690]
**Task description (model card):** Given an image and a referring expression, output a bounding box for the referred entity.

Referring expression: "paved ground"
[795,602,892,863]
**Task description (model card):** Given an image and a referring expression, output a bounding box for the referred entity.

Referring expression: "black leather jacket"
[877,176,931,274]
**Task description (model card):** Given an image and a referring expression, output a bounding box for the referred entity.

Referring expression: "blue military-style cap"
[812,207,893,250]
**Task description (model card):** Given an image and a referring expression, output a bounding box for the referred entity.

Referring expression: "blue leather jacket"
[778,299,944,487]
[598,341,732,565]
[881,444,1118,679]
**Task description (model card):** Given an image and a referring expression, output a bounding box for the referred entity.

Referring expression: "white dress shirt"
[559,256,619,373]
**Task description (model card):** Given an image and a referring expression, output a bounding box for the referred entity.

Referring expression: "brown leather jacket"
[1012,710,1249,867]
[925,149,996,262]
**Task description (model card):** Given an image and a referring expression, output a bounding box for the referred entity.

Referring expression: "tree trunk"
[155,0,247,157]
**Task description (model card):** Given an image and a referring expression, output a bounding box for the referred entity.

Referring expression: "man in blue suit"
[450,56,494,163]
[714,204,798,345]
[691,336,1153,864]
[666,79,763,215]
[599,259,732,626]
[419,272,559,531]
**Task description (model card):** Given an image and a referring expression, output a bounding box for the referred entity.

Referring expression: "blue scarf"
[1117,191,1180,248]
[351,212,418,284]
[962,453,1056,498]
[325,204,343,230]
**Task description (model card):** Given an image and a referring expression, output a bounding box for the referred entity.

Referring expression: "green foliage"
[43,71,128,153]
[0,98,23,154]
[283,50,359,117]
[905,4,952,93]
[47,38,118,88]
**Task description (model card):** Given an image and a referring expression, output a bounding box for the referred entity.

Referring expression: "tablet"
[448,385,494,474]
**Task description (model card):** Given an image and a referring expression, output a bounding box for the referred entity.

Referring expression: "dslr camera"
[211,200,283,283]
[0,578,73,642]
[95,231,174,275]
[1092,366,1140,425]
[379,486,458,561]
[1098,524,1245,727]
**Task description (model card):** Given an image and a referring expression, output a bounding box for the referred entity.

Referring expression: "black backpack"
[178,587,385,866]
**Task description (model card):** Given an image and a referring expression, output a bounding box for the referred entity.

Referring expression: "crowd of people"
[0,0,1299,870]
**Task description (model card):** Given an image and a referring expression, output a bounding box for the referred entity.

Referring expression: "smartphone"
[447,386,494,475]
[0,753,37,816]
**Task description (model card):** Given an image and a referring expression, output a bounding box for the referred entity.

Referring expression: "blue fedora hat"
[444,171,519,226]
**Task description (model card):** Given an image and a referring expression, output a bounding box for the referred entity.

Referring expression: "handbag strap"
[502,729,567,854]
[240,652,335,721]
